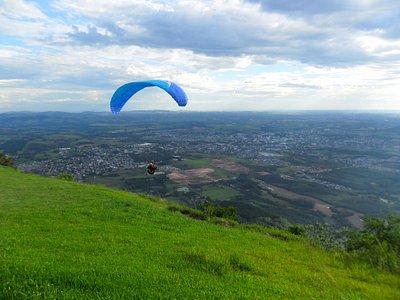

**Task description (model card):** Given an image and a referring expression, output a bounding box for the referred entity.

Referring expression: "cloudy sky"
[1,0,400,112]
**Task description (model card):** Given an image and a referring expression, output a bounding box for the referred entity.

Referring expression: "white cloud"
[1,0,48,20]
[357,35,400,57]
[0,0,399,111]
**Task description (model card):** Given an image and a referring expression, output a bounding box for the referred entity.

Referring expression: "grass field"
[202,185,241,201]
[176,158,211,169]
[1,166,399,299]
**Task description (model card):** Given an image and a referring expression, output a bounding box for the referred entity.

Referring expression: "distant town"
[2,111,399,227]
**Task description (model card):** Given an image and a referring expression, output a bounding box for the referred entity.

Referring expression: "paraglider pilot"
[146,162,157,175]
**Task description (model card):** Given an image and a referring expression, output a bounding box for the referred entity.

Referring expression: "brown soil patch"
[257,171,270,176]
[335,207,364,229]
[314,203,334,217]
[253,179,334,217]
[167,168,215,185]
[347,212,363,229]
[212,159,250,174]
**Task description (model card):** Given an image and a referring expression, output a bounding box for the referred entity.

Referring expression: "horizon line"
[1,109,400,115]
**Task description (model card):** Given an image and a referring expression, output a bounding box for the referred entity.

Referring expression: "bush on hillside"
[0,152,15,168]
[199,201,239,222]
[286,224,307,236]
[208,217,238,227]
[345,215,400,273]
[167,204,206,220]
[56,173,75,181]
[305,223,347,251]
[168,201,239,224]
[242,224,300,241]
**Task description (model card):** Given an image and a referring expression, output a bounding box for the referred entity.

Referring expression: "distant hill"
[1,167,399,299]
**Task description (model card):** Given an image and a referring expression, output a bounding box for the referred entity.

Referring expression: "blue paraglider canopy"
[110,80,188,114]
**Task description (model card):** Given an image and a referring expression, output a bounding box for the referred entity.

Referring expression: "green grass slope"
[1,167,399,299]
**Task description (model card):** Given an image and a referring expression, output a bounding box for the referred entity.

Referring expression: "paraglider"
[110,80,187,175]
[146,161,158,175]
[110,80,188,114]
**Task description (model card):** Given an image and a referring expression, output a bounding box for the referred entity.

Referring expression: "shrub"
[241,224,300,241]
[199,201,239,222]
[286,225,307,236]
[167,205,206,220]
[168,202,239,225]
[56,173,75,181]
[305,223,346,251]
[0,152,15,168]
[345,215,400,273]
[208,217,238,227]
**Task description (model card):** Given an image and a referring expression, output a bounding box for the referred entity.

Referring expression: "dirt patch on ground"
[257,171,270,176]
[314,203,334,217]
[212,159,250,174]
[167,168,216,185]
[253,179,334,218]
[336,207,364,229]
[347,212,363,229]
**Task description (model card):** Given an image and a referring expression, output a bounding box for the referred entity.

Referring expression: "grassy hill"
[1,167,399,299]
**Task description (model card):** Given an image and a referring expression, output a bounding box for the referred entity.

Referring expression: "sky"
[1,0,400,112]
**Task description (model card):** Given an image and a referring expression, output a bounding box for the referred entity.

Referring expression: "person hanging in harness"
[146,161,158,175]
